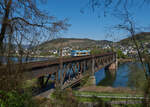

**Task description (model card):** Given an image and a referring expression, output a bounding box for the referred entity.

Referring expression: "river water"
[0,56,49,64]
[95,62,147,88]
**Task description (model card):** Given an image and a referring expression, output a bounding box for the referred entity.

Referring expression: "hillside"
[35,32,150,51]
[37,38,112,50]
[118,32,150,45]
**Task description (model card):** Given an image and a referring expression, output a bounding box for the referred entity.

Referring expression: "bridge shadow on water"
[95,62,130,88]
[95,69,117,86]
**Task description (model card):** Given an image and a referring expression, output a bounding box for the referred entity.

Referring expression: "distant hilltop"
[37,32,150,50]
[37,38,113,50]
[118,32,150,45]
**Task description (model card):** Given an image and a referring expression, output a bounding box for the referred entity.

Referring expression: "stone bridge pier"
[105,59,118,70]
[88,54,118,86]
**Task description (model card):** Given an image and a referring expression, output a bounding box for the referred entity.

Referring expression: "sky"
[39,0,150,41]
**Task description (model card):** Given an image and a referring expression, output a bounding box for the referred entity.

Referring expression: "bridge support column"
[89,56,96,85]
[44,74,51,86]
[88,76,96,86]
[105,59,118,70]
[54,72,59,88]
[92,56,95,75]
[37,76,45,89]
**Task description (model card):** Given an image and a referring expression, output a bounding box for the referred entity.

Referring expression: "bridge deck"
[25,52,115,70]
[0,52,117,90]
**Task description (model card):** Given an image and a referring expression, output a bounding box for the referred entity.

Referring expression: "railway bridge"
[24,52,117,89]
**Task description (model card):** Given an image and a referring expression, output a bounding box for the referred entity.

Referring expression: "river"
[95,62,147,88]
[0,56,49,64]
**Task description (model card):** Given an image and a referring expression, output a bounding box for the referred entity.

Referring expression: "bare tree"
[0,1,70,105]
[86,0,150,77]
[0,0,70,58]
[87,0,148,13]
[86,0,150,106]
[114,5,148,76]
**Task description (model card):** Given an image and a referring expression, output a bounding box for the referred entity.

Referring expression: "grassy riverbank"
[118,58,134,63]
[49,88,143,107]
[73,91,143,98]
[118,58,146,63]
[79,86,142,94]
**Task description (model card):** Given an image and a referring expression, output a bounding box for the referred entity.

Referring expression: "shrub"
[0,90,37,107]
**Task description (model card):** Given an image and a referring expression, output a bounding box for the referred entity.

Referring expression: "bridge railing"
[24,52,116,70]
[0,52,116,89]
[0,52,116,78]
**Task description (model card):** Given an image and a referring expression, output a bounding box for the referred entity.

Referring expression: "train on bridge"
[71,50,90,56]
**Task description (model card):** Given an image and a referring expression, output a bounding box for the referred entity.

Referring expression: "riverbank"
[118,58,134,63]
[118,58,146,63]
[48,87,144,106]
[78,86,142,95]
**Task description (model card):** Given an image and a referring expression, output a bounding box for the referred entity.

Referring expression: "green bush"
[0,90,36,107]
[51,88,79,107]
[91,48,104,55]
[117,49,127,59]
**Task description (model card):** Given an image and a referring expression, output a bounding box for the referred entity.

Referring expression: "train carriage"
[71,50,90,56]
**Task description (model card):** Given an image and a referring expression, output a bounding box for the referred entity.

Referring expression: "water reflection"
[98,70,117,86]
[112,63,129,87]
[0,56,49,64]
[95,62,144,88]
